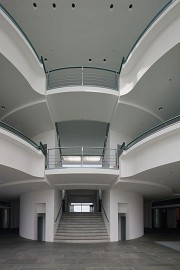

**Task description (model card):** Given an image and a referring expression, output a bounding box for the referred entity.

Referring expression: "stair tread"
[54,212,109,243]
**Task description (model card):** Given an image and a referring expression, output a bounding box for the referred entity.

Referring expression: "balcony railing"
[47,67,119,91]
[46,146,118,169]
[0,121,39,150]
[122,114,180,152]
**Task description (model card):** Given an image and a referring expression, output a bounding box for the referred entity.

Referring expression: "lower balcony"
[45,147,119,189]
[46,146,118,170]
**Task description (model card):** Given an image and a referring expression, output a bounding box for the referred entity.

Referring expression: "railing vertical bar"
[81,146,84,167]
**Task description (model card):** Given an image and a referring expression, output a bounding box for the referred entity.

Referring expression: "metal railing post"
[82,67,84,86]
[47,149,49,169]
[81,146,84,167]
[116,72,119,91]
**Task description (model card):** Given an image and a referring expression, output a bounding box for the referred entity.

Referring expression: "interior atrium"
[0,0,180,244]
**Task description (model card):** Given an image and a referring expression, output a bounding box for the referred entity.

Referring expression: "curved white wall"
[0,8,46,95]
[120,0,180,95]
[121,122,180,177]
[0,128,44,178]
[110,188,143,241]
[20,190,55,242]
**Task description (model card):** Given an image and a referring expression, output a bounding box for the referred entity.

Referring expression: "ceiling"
[0,53,44,120]
[46,168,119,189]
[127,161,180,195]
[0,0,171,72]
[120,43,180,122]
[57,120,108,147]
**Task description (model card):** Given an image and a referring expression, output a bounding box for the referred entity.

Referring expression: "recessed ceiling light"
[33,3,37,8]
[72,3,75,8]
[52,3,56,8]
[158,107,162,111]
[129,4,133,10]
[1,106,6,110]
[110,4,113,9]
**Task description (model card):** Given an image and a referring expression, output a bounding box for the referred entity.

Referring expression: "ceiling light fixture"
[83,156,101,162]
[33,3,37,8]
[158,107,162,111]
[103,59,106,62]
[52,3,56,8]
[89,59,92,62]
[72,3,75,8]
[129,4,133,10]
[110,4,113,9]
[1,106,6,110]
[63,156,81,162]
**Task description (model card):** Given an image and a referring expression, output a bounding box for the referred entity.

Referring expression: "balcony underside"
[46,168,119,190]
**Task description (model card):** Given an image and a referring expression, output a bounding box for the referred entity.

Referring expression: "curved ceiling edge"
[0,9,46,95]
[0,100,46,121]
[119,0,180,96]
[118,100,163,122]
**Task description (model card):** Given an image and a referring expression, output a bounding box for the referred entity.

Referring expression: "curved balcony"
[0,121,39,150]
[0,121,44,179]
[119,115,180,195]
[123,114,180,151]
[46,146,118,170]
[47,67,119,91]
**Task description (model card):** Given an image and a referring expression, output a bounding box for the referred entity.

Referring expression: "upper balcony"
[45,146,119,190]
[47,67,119,91]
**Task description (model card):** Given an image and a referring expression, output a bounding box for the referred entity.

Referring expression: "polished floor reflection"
[0,229,180,270]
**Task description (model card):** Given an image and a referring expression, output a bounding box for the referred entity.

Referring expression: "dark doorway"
[37,214,45,241]
[118,213,126,241]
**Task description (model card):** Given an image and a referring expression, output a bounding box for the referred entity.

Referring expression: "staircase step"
[54,212,109,243]
[54,239,109,243]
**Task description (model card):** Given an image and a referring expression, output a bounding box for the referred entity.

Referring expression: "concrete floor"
[0,229,180,270]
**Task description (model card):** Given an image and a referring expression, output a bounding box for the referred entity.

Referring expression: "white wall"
[20,189,55,242]
[0,128,44,178]
[101,189,110,235]
[32,129,57,150]
[110,188,143,241]
[109,129,132,149]
[54,189,62,235]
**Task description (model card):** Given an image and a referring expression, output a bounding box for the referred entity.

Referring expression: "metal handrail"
[47,146,118,169]
[0,4,41,63]
[0,121,39,150]
[125,114,180,150]
[48,146,116,151]
[100,200,109,224]
[124,0,174,63]
[47,66,118,90]
[48,66,117,74]
[55,201,63,223]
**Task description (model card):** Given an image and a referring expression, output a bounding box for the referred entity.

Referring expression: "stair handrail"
[54,200,63,223]
[100,200,109,224]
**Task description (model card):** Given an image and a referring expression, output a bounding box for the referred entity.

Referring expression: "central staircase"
[54,212,109,243]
